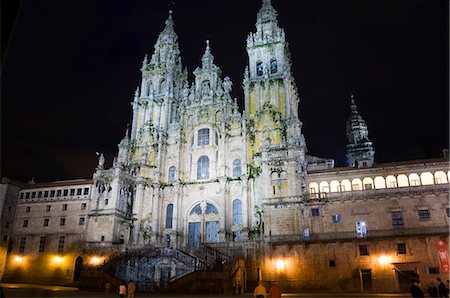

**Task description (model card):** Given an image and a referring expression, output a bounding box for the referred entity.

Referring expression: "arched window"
[201,80,211,96]
[165,204,173,228]
[256,62,263,76]
[160,79,166,93]
[233,159,241,176]
[168,166,176,183]
[270,59,277,74]
[233,199,242,226]
[198,128,210,146]
[146,81,153,96]
[197,156,209,180]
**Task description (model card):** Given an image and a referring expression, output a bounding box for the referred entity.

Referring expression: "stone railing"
[307,183,449,201]
[267,226,449,244]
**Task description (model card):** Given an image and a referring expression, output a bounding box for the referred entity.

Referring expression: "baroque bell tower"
[244,0,308,236]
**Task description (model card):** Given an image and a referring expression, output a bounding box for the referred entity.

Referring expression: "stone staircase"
[83,243,232,292]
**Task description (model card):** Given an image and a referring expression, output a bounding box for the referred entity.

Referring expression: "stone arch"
[341,179,351,192]
[409,173,421,186]
[374,176,386,189]
[351,178,362,191]
[434,171,448,184]
[386,175,397,188]
[420,172,434,185]
[330,180,340,192]
[187,202,220,247]
[309,182,318,193]
[397,174,409,187]
[319,181,330,193]
[362,177,374,190]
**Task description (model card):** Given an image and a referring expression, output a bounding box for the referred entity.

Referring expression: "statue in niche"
[181,83,189,104]
[97,153,105,169]
[201,80,210,97]
[223,76,232,94]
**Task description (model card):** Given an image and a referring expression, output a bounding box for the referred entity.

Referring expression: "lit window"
[197,156,210,180]
[410,179,420,186]
[359,244,369,256]
[352,184,360,190]
[397,243,406,254]
[198,128,210,146]
[233,159,241,176]
[364,184,372,190]
[256,62,263,76]
[356,221,367,238]
[309,187,316,193]
[332,214,341,224]
[418,209,430,219]
[168,166,176,183]
[311,208,320,216]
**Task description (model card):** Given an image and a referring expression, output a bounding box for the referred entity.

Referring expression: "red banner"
[436,239,449,273]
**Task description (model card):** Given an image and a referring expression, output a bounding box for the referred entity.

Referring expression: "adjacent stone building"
[2,0,448,293]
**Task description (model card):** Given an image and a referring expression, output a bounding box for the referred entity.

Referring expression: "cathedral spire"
[201,40,215,70]
[346,94,375,168]
[149,10,182,69]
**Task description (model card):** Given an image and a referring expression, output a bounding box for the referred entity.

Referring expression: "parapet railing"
[267,226,449,244]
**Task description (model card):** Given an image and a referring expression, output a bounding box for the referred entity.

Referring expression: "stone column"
[132,181,145,245]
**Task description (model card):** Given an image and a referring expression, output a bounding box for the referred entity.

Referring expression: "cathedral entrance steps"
[166,270,230,294]
[79,268,123,291]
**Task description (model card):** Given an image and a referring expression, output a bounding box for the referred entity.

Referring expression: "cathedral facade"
[1,0,448,293]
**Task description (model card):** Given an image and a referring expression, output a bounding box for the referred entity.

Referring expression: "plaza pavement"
[1,284,414,298]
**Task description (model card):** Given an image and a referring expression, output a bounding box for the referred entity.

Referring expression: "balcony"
[267,225,449,244]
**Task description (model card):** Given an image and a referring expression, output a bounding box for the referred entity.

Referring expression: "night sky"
[1,0,448,183]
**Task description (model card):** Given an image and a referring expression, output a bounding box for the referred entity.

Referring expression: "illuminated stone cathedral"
[1,0,448,293]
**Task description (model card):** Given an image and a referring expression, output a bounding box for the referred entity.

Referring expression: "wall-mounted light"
[378,255,392,266]
[53,256,63,266]
[276,259,285,271]
[89,256,104,266]
[14,256,23,266]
